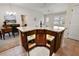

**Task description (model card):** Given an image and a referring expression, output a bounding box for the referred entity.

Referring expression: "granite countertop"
[17,26,65,32]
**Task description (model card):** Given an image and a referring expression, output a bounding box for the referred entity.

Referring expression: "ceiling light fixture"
[6,3,16,15]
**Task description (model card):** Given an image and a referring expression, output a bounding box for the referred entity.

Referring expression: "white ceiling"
[1,3,79,14]
[12,3,69,14]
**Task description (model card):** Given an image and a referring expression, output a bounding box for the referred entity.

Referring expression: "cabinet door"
[36,30,46,45]
[36,34,46,45]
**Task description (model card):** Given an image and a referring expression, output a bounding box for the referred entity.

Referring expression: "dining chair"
[1,27,12,40]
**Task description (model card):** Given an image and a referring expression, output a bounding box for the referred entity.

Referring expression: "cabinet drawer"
[27,30,36,36]
[46,30,57,36]
[36,30,45,34]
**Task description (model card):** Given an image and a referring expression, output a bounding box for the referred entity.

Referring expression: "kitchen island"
[17,26,65,56]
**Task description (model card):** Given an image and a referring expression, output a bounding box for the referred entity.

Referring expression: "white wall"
[0,4,44,29]
[63,5,73,38]
[68,6,79,40]
[62,5,79,40]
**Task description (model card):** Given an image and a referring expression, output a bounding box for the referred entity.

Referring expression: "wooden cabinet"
[21,32,28,50]
[36,30,46,46]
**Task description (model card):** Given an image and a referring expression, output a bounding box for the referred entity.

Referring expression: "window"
[54,16,64,27]
[4,14,16,23]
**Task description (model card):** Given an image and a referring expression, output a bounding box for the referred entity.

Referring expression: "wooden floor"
[0,35,19,53]
[55,38,79,56]
[0,38,79,56]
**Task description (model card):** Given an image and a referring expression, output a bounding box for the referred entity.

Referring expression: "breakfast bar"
[17,26,65,56]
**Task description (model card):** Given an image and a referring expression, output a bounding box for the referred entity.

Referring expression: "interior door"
[69,6,79,40]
